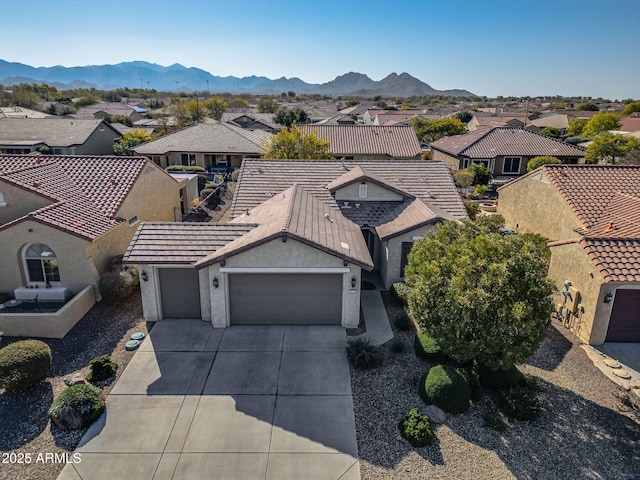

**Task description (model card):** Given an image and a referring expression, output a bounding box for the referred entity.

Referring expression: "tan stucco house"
[124,159,466,327]
[497,164,640,344]
[430,127,585,181]
[0,154,181,336]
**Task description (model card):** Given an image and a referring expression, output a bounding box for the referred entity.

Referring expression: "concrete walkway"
[358,290,394,346]
[58,320,359,480]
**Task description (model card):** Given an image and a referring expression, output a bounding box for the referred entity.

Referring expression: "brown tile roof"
[619,116,640,133]
[326,165,412,198]
[230,159,467,222]
[124,223,258,264]
[301,125,421,158]
[0,154,154,240]
[430,127,585,158]
[0,118,117,147]
[580,238,640,282]
[196,184,373,270]
[375,199,441,241]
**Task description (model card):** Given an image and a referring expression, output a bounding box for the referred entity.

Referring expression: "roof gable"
[326,165,413,198]
[0,118,110,147]
[375,198,442,240]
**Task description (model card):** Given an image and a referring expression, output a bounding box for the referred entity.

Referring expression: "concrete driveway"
[58,320,359,480]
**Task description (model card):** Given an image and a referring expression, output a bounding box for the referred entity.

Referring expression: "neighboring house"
[108,123,155,138]
[466,115,526,131]
[73,102,144,122]
[0,118,121,155]
[133,121,272,171]
[124,159,466,326]
[619,113,640,134]
[497,164,640,344]
[301,125,422,159]
[0,154,181,335]
[0,106,50,119]
[430,127,585,180]
[221,112,278,132]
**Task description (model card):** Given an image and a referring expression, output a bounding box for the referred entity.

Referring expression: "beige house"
[0,154,181,336]
[497,164,640,344]
[124,159,466,326]
[430,127,585,180]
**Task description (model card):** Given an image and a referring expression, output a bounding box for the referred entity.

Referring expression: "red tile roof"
[0,154,153,240]
[580,238,640,282]
[430,127,585,158]
[301,125,421,158]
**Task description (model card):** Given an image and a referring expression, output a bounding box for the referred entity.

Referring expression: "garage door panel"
[229,274,342,325]
[159,268,201,319]
[606,289,640,342]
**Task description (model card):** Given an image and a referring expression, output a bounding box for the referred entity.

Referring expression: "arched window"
[25,244,60,284]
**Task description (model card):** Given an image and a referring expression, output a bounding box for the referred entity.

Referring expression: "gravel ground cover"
[0,293,148,480]
[351,292,640,480]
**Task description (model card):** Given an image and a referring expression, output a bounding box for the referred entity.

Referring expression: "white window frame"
[502,156,522,175]
[23,243,61,286]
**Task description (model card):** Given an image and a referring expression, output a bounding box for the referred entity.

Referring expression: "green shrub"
[421,364,471,414]
[463,200,480,220]
[0,340,51,391]
[166,165,206,173]
[478,362,523,390]
[564,136,590,145]
[468,162,492,185]
[199,188,214,199]
[398,407,433,447]
[388,337,407,354]
[414,331,446,363]
[99,265,139,301]
[393,311,414,331]
[496,385,541,421]
[526,155,562,172]
[391,282,409,304]
[87,355,117,383]
[462,367,483,401]
[483,413,507,432]
[346,338,383,370]
[49,384,105,429]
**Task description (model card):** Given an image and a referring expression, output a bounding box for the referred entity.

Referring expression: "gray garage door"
[158,268,201,319]
[606,289,640,342]
[229,273,342,325]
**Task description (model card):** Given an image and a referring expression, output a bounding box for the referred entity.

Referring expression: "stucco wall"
[334,181,404,202]
[0,181,52,225]
[381,225,436,288]
[547,242,609,344]
[430,149,460,171]
[74,124,120,155]
[164,152,246,169]
[497,172,583,241]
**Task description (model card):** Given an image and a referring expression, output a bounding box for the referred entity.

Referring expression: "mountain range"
[0,60,475,97]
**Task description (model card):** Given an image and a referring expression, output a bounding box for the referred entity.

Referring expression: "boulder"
[425,405,448,424]
[64,374,86,386]
[50,405,84,430]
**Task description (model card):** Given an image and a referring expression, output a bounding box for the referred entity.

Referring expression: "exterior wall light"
[603,292,613,304]
[351,276,356,288]
[141,271,148,282]
[213,277,219,289]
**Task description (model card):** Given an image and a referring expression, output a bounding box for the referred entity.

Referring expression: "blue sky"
[4,0,639,99]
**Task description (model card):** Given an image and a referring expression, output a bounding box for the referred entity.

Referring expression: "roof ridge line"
[281,183,299,233]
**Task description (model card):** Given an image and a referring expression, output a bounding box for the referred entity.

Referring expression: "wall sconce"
[213,277,219,289]
[603,292,613,304]
[351,276,356,288]
[141,271,148,282]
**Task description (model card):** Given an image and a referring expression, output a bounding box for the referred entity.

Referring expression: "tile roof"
[0,154,153,240]
[430,127,585,158]
[580,239,640,282]
[326,165,412,198]
[619,116,640,133]
[0,118,116,147]
[230,159,467,222]
[196,184,373,270]
[375,199,441,241]
[133,121,272,155]
[74,102,139,118]
[124,222,258,264]
[301,125,421,158]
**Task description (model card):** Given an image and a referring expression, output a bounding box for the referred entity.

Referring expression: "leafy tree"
[540,126,561,138]
[203,96,226,120]
[411,117,466,143]
[73,95,100,108]
[468,163,492,185]
[566,118,588,137]
[455,111,473,124]
[452,169,474,190]
[173,99,205,127]
[287,91,296,98]
[621,101,640,117]
[527,156,562,172]
[273,108,309,127]
[582,112,621,139]
[114,129,153,156]
[257,97,279,114]
[262,125,333,159]
[405,217,555,369]
[103,114,133,127]
[226,97,250,110]
[576,102,599,111]
[585,132,640,164]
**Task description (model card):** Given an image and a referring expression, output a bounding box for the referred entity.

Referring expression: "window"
[181,153,196,166]
[25,244,60,284]
[503,157,521,174]
[471,159,491,169]
[400,242,413,277]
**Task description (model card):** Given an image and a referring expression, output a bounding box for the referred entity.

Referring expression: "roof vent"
[355,203,360,208]
[343,201,351,208]
[35,153,42,164]
[109,173,116,184]
[33,181,42,187]
[324,213,334,223]
[245,209,250,216]
[603,221,615,233]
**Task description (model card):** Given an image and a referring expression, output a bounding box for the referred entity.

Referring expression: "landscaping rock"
[64,374,86,387]
[424,405,448,424]
[50,405,84,431]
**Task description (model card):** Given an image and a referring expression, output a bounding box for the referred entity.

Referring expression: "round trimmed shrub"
[87,355,117,383]
[414,331,446,363]
[398,407,433,447]
[478,362,523,390]
[99,265,139,301]
[497,385,541,421]
[421,364,471,414]
[391,282,409,304]
[49,384,105,430]
[0,340,51,391]
[346,338,383,370]
[394,311,414,331]
[199,188,214,199]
